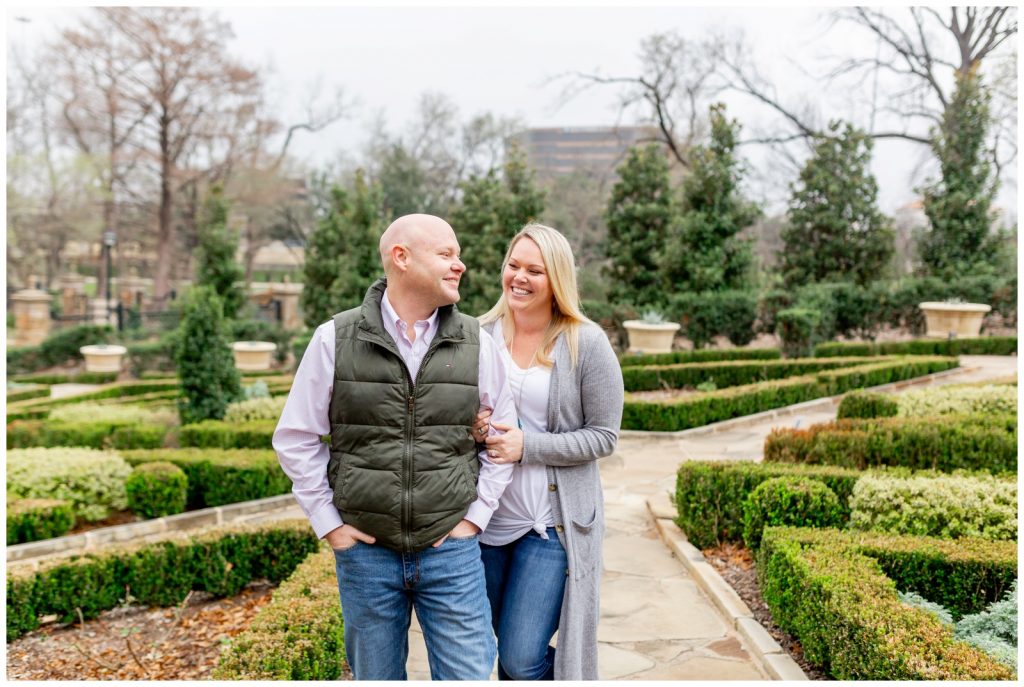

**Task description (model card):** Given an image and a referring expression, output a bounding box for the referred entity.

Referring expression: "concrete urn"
[918,302,992,339]
[79,344,128,373]
[622,321,681,354]
[231,341,277,371]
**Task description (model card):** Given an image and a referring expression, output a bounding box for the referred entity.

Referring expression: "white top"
[480,321,555,546]
[272,289,517,539]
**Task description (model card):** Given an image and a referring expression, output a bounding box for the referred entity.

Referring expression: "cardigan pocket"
[569,510,601,579]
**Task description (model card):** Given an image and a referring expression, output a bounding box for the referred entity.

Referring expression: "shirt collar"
[381,288,439,340]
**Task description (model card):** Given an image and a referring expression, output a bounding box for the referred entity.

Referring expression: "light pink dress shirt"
[273,289,516,540]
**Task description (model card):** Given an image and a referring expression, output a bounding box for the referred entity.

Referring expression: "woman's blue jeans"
[480,528,568,680]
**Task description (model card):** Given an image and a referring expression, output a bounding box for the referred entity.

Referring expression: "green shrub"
[213,547,345,679]
[667,290,758,348]
[757,526,1015,679]
[620,347,779,367]
[120,448,291,509]
[177,420,276,449]
[622,356,958,432]
[741,477,844,549]
[224,396,287,423]
[6,380,181,421]
[6,499,76,545]
[895,383,1017,417]
[776,308,820,358]
[6,324,115,374]
[622,356,876,393]
[6,385,49,403]
[6,448,131,522]
[126,337,176,377]
[49,403,177,426]
[674,461,865,548]
[5,519,319,641]
[849,474,1017,541]
[764,413,1017,474]
[125,462,188,519]
[836,390,899,419]
[954,581,1018,671]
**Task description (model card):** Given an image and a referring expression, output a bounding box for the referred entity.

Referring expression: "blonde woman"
[471,223,624,680]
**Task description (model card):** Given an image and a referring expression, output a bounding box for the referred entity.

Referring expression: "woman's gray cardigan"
[483,321,624,680]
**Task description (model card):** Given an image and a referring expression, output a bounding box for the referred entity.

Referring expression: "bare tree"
[556,32,723,167]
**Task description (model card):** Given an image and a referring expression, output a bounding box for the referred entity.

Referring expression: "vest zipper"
[402,382,414,555]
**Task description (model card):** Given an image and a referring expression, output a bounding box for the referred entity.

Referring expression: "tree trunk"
[153,118,174,305]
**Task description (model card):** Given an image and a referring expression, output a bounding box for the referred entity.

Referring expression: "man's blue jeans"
[332,534,496,680]
[480,528,568,680]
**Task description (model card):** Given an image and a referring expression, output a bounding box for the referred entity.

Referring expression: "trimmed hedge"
[120,449,291,509]
[125,462,188,519]
[623,356,958,432]
[6,380,180,421]
[741,477,843,549]
[6,519,319,642]
[213,547,345,679]
[6,499,76,545]
[814,336,1017,358]
[620,347,780,368]
[9,371,119,385]
[177,420,277,450]
[674,460,866,548]
[849,474,1017,541]
[6,324,114,375]
[764,413,1017,474]
[758,526,1016,679]
[6,385,50,403]
[7,448,131,522]
[622,356,880,392]
[836,390,898,419]
[7,420,170,450]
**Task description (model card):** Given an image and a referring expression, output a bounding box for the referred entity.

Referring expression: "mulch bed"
[703,542,828,681]
[7,582,278,680]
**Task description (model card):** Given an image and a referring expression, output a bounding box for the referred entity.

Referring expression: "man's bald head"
[379,214,456,276]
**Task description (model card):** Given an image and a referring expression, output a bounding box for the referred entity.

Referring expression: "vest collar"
[358,278,466,347]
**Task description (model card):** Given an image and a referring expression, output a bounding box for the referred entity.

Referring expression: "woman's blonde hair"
[479,223,593,368]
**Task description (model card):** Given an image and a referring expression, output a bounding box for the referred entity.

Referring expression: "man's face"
[406,226,465,307]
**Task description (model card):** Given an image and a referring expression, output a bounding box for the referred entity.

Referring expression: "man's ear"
[391,244,410,272]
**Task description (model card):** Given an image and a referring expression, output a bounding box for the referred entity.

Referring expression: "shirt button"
[548,484,557,492]
[555,525,564,533]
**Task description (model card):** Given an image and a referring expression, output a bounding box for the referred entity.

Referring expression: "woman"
[472,223,624,680]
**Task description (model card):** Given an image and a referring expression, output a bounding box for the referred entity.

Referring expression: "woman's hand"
[484,422,524,464]
[471,407,492,441]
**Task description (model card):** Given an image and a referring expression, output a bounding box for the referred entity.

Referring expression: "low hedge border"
[6,519,318,642]
[120,449,292,509]
[814,336,1017,358]
[622,356,885,392]
[6,381,180,421]
[6,386,50,404]
[213,546,345,679]
[764,413,1017,474]
[6,499,76,546]
[178,420,277,449]
[7,420,170,450]
[623,356,958,432]
[757,526,1016,679]
[620,348,781,368]
[9,372,119,385]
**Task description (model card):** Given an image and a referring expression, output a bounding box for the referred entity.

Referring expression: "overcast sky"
[6,3,1018,217]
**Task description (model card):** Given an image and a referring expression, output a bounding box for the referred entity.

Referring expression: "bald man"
[274,214,517,680]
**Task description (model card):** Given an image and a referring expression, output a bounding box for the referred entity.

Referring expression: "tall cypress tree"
[300,169,386,329]
[918,69,1002,276]
[660,104,760,294]
[452,144,545,316]
[780,121,895,286]
[176,286,241,424]
[195,186,245,320]
[603,144,673,308]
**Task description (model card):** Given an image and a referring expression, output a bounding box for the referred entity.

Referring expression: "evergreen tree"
[195,186,245,320]
[603,144,673,308]
[780,121,895,286]
[300,169,387,329]
[452,144,545,316]
[175,286,241,424]
[918,70,1003,277]
[660,104,760,294]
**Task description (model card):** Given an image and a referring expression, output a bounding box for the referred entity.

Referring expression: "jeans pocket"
[332,541,360,553]
[448,533,479,542]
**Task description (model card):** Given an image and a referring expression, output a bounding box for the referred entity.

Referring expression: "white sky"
[5,2,1019,217]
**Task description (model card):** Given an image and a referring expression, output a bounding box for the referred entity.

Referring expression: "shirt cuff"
[464,499,495,533]
[309,502,344,539]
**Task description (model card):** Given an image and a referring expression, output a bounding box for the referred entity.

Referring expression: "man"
[273,214,516,680]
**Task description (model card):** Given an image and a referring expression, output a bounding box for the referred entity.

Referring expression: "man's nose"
[452,259,465,274]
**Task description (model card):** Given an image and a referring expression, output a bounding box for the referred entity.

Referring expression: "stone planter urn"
[622,321,681,354]
[918,302,992,339]
[231,341,277,371]
[79,344,128,373]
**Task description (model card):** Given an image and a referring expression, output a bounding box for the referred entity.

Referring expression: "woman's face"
[503,237,553,317]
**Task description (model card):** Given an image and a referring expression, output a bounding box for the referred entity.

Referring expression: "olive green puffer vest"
[326,279,480,553]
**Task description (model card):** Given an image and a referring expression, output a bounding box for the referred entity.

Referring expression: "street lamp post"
[103,231,117,319]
